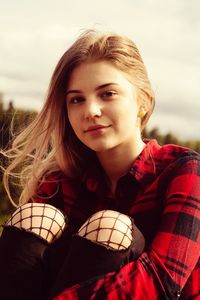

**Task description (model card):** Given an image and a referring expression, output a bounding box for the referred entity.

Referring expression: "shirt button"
[176,291,181,298]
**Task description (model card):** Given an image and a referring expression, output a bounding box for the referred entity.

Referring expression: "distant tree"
[182,140,200,153]
[0,98,37,218]
[0,102,37,150]
[163,133,178,145]
[143,127,165,145]
[143,126,200,153]
[7,100,14,113]
[149,127,160,139]
[0,92,3,112]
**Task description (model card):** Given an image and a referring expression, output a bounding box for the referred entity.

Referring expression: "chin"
[88,143,116,153]
[84,142,108,152]
[90,146,109,153]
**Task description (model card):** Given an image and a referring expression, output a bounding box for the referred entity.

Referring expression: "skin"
[66,60,145,193]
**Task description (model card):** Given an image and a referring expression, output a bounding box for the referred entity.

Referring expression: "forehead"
[67,60,133,90]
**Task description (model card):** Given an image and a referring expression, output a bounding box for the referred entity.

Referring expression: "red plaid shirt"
[35,140,200,300]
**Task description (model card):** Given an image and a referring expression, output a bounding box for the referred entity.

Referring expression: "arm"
[150,155,200,297]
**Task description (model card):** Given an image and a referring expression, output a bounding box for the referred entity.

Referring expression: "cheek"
[68,116,76,131]
[67,106,82,126]
[68,116,82,138]
[67,111,76,131]
[118,101,138,119]
[67,106,75,124]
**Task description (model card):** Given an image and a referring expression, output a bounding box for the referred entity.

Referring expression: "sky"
[0,0,200,140]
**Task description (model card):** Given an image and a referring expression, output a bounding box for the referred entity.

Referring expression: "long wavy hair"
[2,30,155,207]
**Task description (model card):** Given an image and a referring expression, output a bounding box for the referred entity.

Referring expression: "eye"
[67,96,84,104]
[101,91,117,99]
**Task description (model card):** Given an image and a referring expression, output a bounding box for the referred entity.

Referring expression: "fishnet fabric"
[6,203,66,243]
[78,210,132,250]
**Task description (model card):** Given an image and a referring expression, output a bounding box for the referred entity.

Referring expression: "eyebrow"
[66,83,119,95]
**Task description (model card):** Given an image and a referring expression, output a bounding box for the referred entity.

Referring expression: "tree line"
[0,99,37,218]
[143,127,200,153]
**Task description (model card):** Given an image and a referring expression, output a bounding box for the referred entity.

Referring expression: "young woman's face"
[66,60,142,153]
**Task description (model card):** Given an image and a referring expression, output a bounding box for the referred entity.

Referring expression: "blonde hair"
[2,30,155,207]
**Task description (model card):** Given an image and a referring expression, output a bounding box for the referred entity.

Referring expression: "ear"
[138,108,146,118]
[137,88,153,114]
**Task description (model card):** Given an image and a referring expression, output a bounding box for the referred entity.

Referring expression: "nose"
[84,99,102,119]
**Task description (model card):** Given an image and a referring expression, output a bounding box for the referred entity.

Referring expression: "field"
[0,214,10,235]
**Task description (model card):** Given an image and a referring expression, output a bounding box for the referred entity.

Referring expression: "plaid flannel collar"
[85,139,161,192]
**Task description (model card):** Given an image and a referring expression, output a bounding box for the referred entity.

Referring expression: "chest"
[71,178,165,246]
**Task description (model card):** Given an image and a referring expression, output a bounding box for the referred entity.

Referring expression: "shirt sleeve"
[54,153,200,300]
[150,153,200,297]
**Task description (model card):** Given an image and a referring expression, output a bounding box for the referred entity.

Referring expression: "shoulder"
[147,139,200,169]
[158,143,200,172]
[130,140,199,185]
[150,143,200,190]
[140,140,200,183]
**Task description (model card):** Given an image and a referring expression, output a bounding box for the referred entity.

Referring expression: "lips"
[84,125,111,132]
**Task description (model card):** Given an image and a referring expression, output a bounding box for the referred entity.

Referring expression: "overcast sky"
[0,0,200,140]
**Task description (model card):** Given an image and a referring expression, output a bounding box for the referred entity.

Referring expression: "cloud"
[0,0,200,139]
[148,111,200,141]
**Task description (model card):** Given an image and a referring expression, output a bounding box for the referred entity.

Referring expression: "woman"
[0,30,199,299]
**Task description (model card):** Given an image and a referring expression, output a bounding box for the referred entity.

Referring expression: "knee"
[6,203,66,243]
[78,210,133,250]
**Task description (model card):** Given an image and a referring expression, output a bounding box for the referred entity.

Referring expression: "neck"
[97,140,145,193]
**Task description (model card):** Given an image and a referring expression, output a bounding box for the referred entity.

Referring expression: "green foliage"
[0,101,37,150]
[0,214,10,235]
[0,100,37,225]
[0,181,12,212]
[0,182,12,235]
[143,127,200,153]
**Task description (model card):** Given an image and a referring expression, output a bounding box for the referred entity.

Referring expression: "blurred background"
[0,0,200,224]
